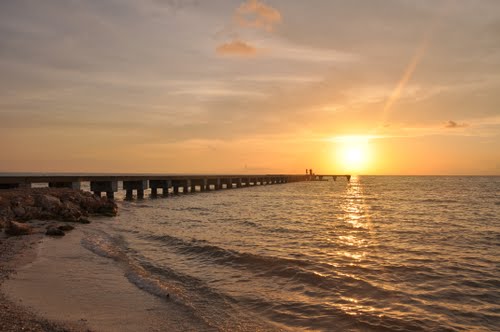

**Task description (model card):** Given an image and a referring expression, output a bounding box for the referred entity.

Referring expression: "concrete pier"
[0,173,350,200]
[123,180,149,199]
[90,181,118,199]
[207,178,221,191]
[171,179,190,194]
[221,178,232,189]
[150,180,170,197]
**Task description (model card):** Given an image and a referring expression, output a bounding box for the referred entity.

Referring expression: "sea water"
[5,176,500,331]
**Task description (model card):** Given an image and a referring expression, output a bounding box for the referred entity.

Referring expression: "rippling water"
[82,176,499,331]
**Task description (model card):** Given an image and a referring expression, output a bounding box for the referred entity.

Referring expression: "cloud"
[235,0,282,31]
[215,1,282,57]
[444,120,468,128]
[215,39,258,57]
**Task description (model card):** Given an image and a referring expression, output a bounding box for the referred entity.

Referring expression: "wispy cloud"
[259,39,358,63]
[234,0,282,32]
[215,39,258,57]
[235,75,322,83]
[169,86,267,98]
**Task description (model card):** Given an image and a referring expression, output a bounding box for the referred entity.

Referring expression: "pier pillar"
[90,181,118,199]
[172,180,189,194]
[236,178,242,188]
[190,179,207,192]
[126,190,133,200]
[123,180,149,200]
[49,182,81,190]
[150,180,171,197]
[221,178,232,189]
[183,180,190,194]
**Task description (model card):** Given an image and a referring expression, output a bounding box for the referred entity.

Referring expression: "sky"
[0,0,499,175]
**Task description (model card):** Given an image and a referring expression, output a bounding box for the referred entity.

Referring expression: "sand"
[0,226,87,332]
[0,222,212,332]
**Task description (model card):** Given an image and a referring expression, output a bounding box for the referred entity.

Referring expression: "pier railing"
[0,174,350,199]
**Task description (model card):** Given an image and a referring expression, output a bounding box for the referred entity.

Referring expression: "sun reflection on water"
[339,175,372,230]
[333,176,378,315]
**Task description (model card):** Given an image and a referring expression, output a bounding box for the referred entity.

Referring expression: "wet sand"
[0,225,85,332]
[0,224,211,332]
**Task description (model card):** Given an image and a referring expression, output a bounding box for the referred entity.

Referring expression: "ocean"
[5,176,500,331]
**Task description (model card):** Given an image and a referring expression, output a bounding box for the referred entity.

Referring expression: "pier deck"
[0,174,350,199]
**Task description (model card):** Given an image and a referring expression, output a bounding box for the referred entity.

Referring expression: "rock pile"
[0,188,118,236]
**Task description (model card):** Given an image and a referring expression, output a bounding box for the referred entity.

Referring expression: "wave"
[81,230,281,331]
[419,198,459,203]
[141,233,406,300]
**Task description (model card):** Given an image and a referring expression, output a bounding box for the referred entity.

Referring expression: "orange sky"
[0,0,499,175]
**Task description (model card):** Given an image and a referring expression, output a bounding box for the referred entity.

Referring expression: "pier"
[0,174,351,199]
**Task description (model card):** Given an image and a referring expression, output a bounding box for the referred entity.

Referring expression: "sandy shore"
[0,188,118,331]
[0,225,90,332]
[0,188,211,332]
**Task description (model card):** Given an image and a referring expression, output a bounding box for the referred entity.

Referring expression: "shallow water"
[7,176,500,331]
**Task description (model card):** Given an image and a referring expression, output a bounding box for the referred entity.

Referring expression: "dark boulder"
[46,227,65,236]
[58,224,75,231]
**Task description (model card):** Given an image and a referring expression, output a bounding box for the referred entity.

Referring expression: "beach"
[0,189,213,332]
[0,226,80,332]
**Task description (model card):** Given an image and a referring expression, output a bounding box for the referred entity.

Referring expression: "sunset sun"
[333,136,373,174]
[343,146,365,166]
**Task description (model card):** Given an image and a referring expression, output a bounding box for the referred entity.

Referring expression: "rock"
[5,220,32,236]
[78,218,91,224]
[12,206,26,218]
[39,194,63,212]
[46,227,65,236]
[58,224,74,231]
[0,188,118,225]
[61,201,82,221]
[22,206,42,220]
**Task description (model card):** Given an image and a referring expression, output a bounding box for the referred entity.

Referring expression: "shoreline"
[0,225,88,332]
[0,188,117,332]
[0,188,213,332]
[1,221,212,332]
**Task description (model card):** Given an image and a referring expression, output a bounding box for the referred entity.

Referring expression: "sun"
[332,136,373,174]
[344,146,365,165]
